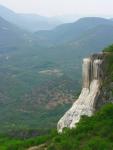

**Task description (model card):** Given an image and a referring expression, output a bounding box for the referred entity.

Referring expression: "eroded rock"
[57,53,104,133]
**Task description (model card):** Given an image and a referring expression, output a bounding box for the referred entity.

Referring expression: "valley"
[0,5,113,133]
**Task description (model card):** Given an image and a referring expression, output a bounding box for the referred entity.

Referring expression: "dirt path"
[27,144,47,150]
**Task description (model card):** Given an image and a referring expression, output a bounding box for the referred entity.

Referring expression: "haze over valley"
[0,4,113,132]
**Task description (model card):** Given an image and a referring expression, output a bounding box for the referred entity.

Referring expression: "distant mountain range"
[1,9,113,131]
[35,17,113,45]
[0,5,62,32]
[0,16,29,52]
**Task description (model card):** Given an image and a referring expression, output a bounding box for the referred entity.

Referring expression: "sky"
[0,0,113,17]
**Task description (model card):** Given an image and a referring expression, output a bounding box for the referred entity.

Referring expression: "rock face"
[57,53,104,133]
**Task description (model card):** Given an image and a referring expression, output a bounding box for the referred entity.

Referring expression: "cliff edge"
[57,53,106,133]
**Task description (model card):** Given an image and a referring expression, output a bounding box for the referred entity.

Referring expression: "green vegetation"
[0,15,113,148]
[104,44,113,52]
[0,103,113,150]
[47,103,113,150]
[101,44,113,102]
[48,104,113,150]
[105,45,113,79]
[0,34,81,131]
[0,45,112,150]
[1,15,113,133]
[0,133,52,150]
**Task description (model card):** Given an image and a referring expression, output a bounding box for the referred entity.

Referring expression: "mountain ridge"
[0,5,62,32]
[35,17,113,45]
[0,16,29,52]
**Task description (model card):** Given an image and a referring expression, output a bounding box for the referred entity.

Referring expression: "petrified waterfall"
[57,54,104,133]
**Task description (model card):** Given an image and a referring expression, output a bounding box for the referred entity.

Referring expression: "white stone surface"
[57,56,103,133]
[82,58,91,88]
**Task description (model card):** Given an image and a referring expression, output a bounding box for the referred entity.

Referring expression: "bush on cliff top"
[104,44,113,52]
[104,44,113,84]
[47,103,113,150]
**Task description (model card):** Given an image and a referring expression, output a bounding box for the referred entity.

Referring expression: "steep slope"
[57,45,113,133]
[57,53,104,132]
[48,104,113,150]
[0,16,28,52]
[0,5,61,32]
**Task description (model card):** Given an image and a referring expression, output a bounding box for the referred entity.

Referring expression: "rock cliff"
[57,53,105,133]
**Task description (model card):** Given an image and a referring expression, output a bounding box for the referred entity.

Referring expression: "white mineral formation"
[57,55,103,133]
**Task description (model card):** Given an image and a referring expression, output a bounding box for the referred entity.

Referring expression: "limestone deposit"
[57,53,104,133]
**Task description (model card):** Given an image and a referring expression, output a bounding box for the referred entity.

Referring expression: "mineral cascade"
[57,53,104,133]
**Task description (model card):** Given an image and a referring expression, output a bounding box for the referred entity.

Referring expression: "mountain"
[19,13,62,32]
[1,16,113,133]
[0,5,62,32]
[34,17,113,63]
[0,17,79,131]
[0,16,28,52]
[35,17,113,44]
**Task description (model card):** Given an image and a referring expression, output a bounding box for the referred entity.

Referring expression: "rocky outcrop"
[57,53,104,133]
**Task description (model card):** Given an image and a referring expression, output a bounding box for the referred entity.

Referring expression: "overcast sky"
[0,0,113,17]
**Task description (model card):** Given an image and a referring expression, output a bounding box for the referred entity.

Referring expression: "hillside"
[1,17,113,132]
[35,17,113,44]
[0,45,113,150]
[0,5,61,32]
[46,104,113,150]
[0,104,113,150]
[0,16,29,52]
[0,14,82,131]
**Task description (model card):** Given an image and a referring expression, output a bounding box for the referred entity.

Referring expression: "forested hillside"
[1,15,113,132]
[0,45,112,150]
